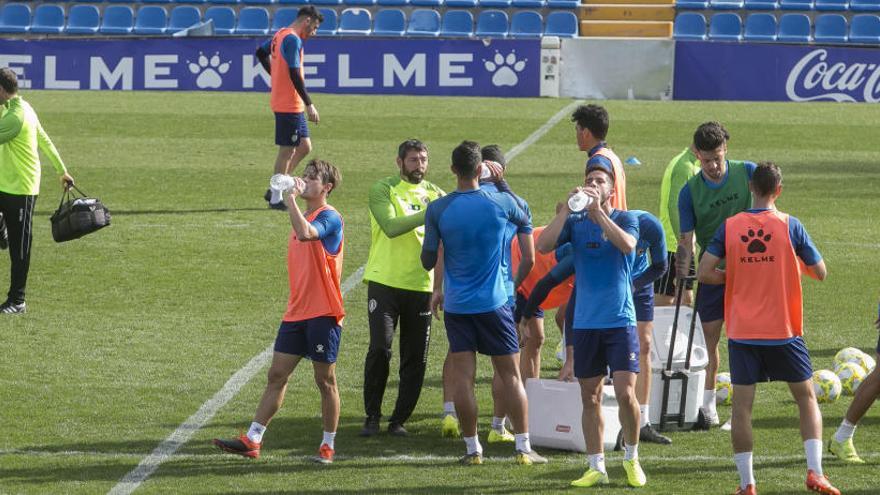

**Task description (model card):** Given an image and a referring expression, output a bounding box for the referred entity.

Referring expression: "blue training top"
[311,209,343,255]
[480,181,532,301]
[260,33,302,68]
[630,210,668,289]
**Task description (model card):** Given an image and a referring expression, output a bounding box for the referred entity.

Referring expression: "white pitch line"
[107,101,578,495]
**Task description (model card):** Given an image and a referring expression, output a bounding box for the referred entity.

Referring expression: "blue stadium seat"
[546,0,580,7]
[814,13,848,42]
[66,5,100,34]
[317,8,338,34]
[377,0,408,5]
[475,9,508,37]
[177,0,208,4]
[345,0,377,5]
[440,10,473,36]
[544,10,577,36]
[406,9,440,35]
[446,0,478,5]
[709,12,742,40]
[108,0,132,3]
[676,0,709,9]
[134,6,168,34]
[510,11,543,38]
[271,7,299,30]
[815,0,848,10]
[243,0,274,5]
[848,13,880,42]
[372,8,405,35]
[744,0,778,9]
[481,0,513,7]
[100,5,134,34]
[312,0,343,6]
[411,0,443,5]
[743,13,777,40]
[279,0,307,4]
[168,6,201,32]
[513,0,546,7]
[0,3,31,33]
[209,0,240,4]
[337,7,371,34]
[779,0,814,10]
[710,0,745,10]
[777,13,811,41]
[850,0,880,11]
[205,6,236,33]
[673,12,707,39]
[31,4,65,34]
[143,0,173,4]
[235,6,269,34]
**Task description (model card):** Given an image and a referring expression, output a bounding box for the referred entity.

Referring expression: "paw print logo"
[483,50,527,87]
[741,228,771,253]
[187,52,230,90]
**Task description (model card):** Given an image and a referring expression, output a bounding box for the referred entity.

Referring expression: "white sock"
[805,439,823,475]
[464,435,482,455]
[322,431,336,450]
[703,390,717,410]
[269,187,282,204]
[639,404,650,428]
[443,401,457,417]
[247,422,266,444]
[623,442,638,461]
[733,452,755,489]
[588,453,606,474]
[834,419,856,442]
[492,416,506,433]
[515,433,531,453]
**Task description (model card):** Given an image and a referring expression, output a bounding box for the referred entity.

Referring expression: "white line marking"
[107,102,576,495]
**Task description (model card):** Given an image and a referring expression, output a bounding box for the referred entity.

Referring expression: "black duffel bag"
[50,184,111,243]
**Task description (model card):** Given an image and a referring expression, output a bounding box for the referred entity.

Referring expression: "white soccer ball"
[862,353,876,374]
[834,347,864,369]
[715,372,733,405]
[835,362,867,395]
[813,369,842,404]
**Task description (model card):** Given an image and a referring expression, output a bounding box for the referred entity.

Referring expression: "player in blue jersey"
[421,141,545,466]
[538,166,646,488]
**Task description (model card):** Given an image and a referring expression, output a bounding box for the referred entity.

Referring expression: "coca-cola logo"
[786,49,880,103]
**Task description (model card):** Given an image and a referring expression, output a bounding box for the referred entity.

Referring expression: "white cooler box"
[648,305,708,430]
[525,378,620,453]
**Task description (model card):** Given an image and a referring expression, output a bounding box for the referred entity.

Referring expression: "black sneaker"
[613,429,624,451]
[263,189,272,203]
[360,416,380,437]
[639,424,672,445]
[0,300,25,314]
[0,212,7,250]
[388,422,408,437]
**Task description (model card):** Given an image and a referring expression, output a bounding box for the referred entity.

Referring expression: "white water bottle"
[567,191,593,212]
[479,162,492,180]
[270,174,296,192]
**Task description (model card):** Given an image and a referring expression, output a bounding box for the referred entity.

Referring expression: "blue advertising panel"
[0,37,539,97]
[674,41,880,103]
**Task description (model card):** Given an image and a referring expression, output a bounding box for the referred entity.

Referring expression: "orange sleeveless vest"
[512,226,574,310]
[594,147,627,211]
[270,28,305,114]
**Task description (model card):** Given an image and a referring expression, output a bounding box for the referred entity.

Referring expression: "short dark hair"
[481,144,506,169]
[397,139,427,161]
[451,140,481,179]
[304,159,340,196]
[586,166,615,187]
[571,104,609,140]
[751,161,782,197]
[693,122,730,152]
[0,68,18,94]
[297,5,324,23]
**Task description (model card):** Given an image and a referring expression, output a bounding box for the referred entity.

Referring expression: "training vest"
[270,28,305,114]
[724,210,803,340]
[284,205,345,323]
[687,160,751,253]
[593,147,627,211]
[511,226,574,310]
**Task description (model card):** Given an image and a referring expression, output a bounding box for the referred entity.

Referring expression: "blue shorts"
[274,112,310,147]
[633,284,654,322]
[274,316,341,363]
[696,282,725,323]
[445,305,519,356]
[572,326,640,379]
[728,337,812,385]
[513,291,544,323]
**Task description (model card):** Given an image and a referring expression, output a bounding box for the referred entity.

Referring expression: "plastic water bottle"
[479,163,492,180]
[567,191,593,212]
[270,174,296,192]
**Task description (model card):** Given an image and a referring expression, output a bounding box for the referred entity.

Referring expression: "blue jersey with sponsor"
[630,210,667,282]
[558,209,639,329]
[424,188,532,314]
[481,181,532,299]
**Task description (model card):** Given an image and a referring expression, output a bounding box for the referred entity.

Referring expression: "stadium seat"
[743,13,777,40]
[177,0,208,4]
[850,0,880,11]
[406,9,440,36]
[243,0,275,5]
[134,6,168,34]
[279,0,307,4]
[209,0,240,4]
[481,0,513,7]
[31,4,65,34]
[544,10,577,36]
[168,6,201,33]
[779,0,814,10]
[676,0,710,9]
[709,12,742,40]
[411,0,443,5]
[777,13,811,41]
[143,0,173,4]
[372,8,405,36]
[513,0,546,7]
[446,0,478,6]
[345,0,377,5]
[317,8,338,34]
[848,13,880,42]
[205,6,236,33]
[475,9,509,37]
[510,11,543,38]
[744,0,778,9]
[337,8,371,35]
[235,6,270,34]
[710,0,745,10]
[546,0,580,7]
[271,7,299,30]
[312,0,343,5]
[66,5,100,34]
[815,0,848,10]
[440,10,473,36]
[100,5,134,34]
[814,13,848,42]
[0,3,31,33]
[377,0,409,5]
[673,12,707,40]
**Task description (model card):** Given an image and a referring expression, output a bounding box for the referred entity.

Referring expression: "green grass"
[1,91,879,494]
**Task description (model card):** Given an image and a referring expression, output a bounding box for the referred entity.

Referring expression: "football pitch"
[1,91,879,494]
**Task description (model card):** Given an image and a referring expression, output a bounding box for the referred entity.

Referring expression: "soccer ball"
[835,362,867,395]
[813,369,842,404]
[715,372,733,405]
[862,353,876,374]
[834,347,864,369]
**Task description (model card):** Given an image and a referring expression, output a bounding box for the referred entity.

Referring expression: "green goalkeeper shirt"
[0,95,67,196]
[364,175,445,293]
